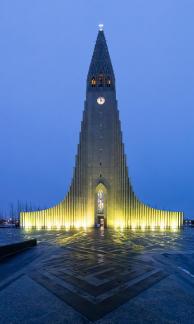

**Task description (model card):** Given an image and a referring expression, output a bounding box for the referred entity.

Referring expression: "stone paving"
[0,228,194,323]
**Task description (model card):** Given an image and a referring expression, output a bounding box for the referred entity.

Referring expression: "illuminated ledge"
[20,206,183,230]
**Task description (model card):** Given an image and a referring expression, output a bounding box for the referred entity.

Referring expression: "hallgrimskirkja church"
[20,26,183,230]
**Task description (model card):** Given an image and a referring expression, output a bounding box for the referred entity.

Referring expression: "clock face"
[97,97,105,105]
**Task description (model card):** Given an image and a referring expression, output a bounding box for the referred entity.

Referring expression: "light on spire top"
[98,24,104,31]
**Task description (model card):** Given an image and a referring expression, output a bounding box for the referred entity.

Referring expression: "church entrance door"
[97,215,104,227]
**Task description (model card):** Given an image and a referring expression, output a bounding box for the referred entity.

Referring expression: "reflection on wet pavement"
[1,228,194,321]
[1,227,193,254]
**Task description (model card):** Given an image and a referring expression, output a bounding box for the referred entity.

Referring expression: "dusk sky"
[0,1,194,217]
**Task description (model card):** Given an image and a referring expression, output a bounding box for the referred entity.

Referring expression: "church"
[20,26,183,230]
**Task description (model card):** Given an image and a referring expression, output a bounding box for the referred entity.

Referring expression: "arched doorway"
[95,183,107,228]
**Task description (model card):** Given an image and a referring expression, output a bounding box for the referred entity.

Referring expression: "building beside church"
[20,26,183,230]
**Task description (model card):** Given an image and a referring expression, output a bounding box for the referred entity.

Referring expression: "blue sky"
[0,1,194,217]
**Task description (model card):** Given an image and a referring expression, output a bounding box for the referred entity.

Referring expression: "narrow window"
[98,74,104,87]
[97,190,104,213]
[91,77,96,87]
[107,78,111,87]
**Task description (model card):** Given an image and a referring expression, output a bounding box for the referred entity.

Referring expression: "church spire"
[87,26,115,91]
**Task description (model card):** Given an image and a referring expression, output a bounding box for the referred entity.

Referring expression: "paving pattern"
[29,229,168,321]
[1,228,194,323]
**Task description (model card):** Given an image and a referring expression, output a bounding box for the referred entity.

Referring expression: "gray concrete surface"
[0,228,194,323]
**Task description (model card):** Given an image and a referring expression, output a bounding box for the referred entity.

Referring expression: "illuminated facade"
[20,27,183,230]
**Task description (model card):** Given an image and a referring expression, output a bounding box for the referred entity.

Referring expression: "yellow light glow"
[171,223,178,230]
[131,223,137,230]
[75,222,81,229]
[25,227,32,232]
[160,223,165,230]
[20,199,183,231]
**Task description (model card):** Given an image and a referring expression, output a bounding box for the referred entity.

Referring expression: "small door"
[97,216,104,228]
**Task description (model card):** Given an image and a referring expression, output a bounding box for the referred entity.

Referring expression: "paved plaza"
[0,228,194,323]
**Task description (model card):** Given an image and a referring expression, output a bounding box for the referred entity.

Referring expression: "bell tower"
[20,26,183,229]
[84,25,128,227]
[87,25,115,92]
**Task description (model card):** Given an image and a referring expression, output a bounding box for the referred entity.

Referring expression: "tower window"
[106,77,111,87]
[91,77,96,87]
[98,74,104,87]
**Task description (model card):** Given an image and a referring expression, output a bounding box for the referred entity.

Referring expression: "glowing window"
[107,78,111,87]
[97,189,104,213]
[91,77,96,87]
